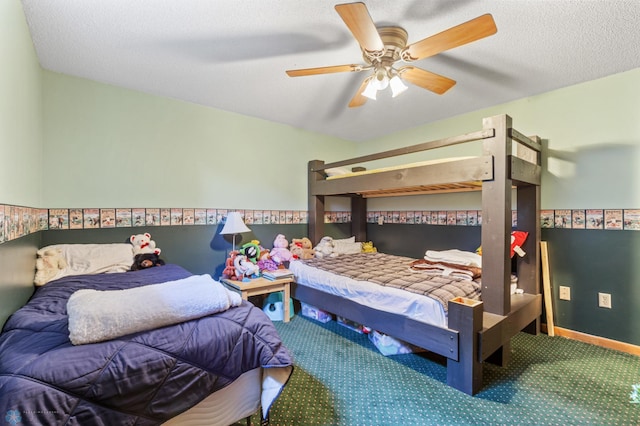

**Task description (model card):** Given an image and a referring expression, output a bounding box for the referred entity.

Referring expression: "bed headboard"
[0,233,38,329]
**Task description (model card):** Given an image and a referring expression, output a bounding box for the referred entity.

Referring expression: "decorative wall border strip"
[1,205,639,245]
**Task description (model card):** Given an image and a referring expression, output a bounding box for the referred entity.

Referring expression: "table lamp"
[219,211,251,252]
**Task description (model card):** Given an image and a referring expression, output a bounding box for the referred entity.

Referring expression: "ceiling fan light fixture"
[372,67,389,90]
[390,75,408,97]
[362,78,378,100]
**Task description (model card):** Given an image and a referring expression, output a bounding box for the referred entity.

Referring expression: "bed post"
[481,114,512,316]
[308,160,326,245]
[516,135,542,334]
[351,195,367,242]
[447,297,483,395]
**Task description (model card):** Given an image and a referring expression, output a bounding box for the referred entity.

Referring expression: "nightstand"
[221,276,293,323]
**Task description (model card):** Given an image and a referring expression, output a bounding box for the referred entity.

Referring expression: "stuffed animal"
[290,237,315,260]
[240,241,261,263]
[314,236,337,258]
[130,233,161,255]
[361,241,378,253]
[222,250,241,280]
[257,249,280,272]
[234,254,260,280]
[270,234,293,265]
[34,249,68,286]
[130,253,165,271]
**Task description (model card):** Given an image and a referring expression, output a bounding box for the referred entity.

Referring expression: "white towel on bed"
[424,249,481,268]
[67,274,242,345]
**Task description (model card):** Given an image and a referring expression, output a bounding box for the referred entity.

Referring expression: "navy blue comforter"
[0,265,292,425]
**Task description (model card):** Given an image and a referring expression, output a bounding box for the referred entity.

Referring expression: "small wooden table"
[221,276,293,323]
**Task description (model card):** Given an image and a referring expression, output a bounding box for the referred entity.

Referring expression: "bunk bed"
[292,114,542,395]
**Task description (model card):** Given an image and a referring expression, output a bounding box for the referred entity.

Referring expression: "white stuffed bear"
[34,249,68,286]
[130,233,161,255]
[314,236,337,258]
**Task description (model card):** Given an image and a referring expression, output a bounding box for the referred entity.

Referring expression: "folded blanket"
[67,274,242,345]
[424,249,481,267]
[410,259,481,281]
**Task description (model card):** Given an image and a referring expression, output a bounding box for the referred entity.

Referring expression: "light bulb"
[390,75,408,97]
[362,79,377,100]
[372,68,389,90]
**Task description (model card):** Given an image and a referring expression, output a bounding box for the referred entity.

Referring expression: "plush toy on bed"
[130,253,165,271]
[361,241,378,253]
[130,233,161,255]
[34,248,68,286]
[270,234,294,265]
[313,236,337,258]
[289,237,315,260]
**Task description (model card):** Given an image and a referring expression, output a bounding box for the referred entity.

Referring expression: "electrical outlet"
[559,286,571,301]
[598,292,612,309]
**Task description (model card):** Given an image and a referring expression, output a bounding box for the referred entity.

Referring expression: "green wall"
[42,72,355,209]
[0,0,43,206]
[0,0,42,327]
[362,68,640,212]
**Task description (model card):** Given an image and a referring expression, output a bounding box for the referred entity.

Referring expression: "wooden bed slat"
[510,156,541,186]
[312,129,495,172]
[312,156,493,196]
[291,282,460,360]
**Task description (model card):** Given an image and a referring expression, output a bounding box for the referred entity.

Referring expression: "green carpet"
[243,315,640,425]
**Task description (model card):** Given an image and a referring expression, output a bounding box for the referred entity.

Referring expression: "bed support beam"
[447,297,483,395]
[351,195,367,242]
[308,160,326,245]
[481,114,513,316]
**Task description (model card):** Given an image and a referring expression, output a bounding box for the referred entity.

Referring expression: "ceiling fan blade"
[348,77,370,108]
[402,14,497,61]
[286,64,363,77]
[399,66,456,95]
[335,2,385,55]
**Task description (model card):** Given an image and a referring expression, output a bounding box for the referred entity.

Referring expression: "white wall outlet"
[598,292,612,309]
[559,286,571,301]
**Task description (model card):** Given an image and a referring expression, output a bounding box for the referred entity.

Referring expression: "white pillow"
[332,240,362,255]
[35,243,134,285]
[334,236,356,243]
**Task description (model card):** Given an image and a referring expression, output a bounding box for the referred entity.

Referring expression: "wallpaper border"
[1,205,638,245]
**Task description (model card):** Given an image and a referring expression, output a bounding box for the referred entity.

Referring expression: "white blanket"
[67,274,242,345]
[424,249,481,267]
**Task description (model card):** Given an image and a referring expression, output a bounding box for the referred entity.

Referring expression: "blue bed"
[0,264,292,425]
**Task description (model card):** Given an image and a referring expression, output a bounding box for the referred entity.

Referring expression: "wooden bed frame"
[292,114,543,395]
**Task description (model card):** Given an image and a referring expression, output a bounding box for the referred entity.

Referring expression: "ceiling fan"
[286,2,497,107]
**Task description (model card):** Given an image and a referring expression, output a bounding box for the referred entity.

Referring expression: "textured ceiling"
[20,0,640,142]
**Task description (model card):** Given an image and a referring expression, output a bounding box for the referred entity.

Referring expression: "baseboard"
[541,323,640,356]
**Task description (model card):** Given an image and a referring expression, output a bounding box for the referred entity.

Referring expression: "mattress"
[163,367,261,426]
[290,256,450,327]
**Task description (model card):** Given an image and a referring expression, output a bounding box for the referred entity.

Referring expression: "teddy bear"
[130,233,161,255]
[313,236,337,258]
[130,253,165,271]
[34,248,68,286]
[361,241,378,253]
[290,237,315,260]
[270,234,294,265]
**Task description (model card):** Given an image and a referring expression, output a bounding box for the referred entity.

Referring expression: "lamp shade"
[220,212,250,235]
[390,75,408,97]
